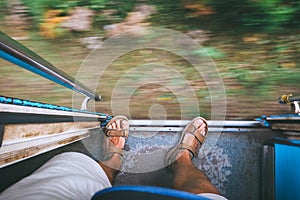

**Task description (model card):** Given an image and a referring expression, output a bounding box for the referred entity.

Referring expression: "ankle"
[104,153,123,169]
[98,153,123,184]
[174,150,193,166]
[98,161,121,184]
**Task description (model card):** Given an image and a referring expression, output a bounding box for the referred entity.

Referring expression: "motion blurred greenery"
[0,0,299,119]
[1,0,299,32]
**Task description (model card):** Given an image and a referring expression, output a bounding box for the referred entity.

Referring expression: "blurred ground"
[0,1,299,120]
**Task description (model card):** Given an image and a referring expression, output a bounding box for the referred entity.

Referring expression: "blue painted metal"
[256,115,271,127]
[0,95,112,127]
[275,140,300,199]
[0,31,112,127]
[267,114,300,119]
[256,114,300,128]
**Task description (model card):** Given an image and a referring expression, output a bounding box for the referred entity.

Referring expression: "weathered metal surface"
[0,127,99,168]
[262,145,275,200]
[271,123,300,132]
[3,121,99,143]
[129,120,262,132]
[266,115,300,121]
[0,121,96,172]
[0,103,104,124]
[0,121,276,200]
[129,120,261,127]
[257,114,300,139]
[129,126,266,132]
[0,125,3,147]
[110,127,275,200]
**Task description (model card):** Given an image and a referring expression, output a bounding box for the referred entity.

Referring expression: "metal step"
[129,119,262,132]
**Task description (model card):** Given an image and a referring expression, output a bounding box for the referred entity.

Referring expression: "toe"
[112,121,116,129]
[121,120,129,129]
[194,122,207,138]
[116,119,121,129]
[193,118,205,128]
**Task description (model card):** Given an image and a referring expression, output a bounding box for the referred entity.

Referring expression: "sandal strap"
[106,129,129,137]
[184,123,207,144]
[178,118,207,158]
[105,116,129,138]
[179,134,201,158]
[179,143,196,158]
[108,145,124,155]
[189,131,206,144]
[103,145,124,161]
[165,117,208,169]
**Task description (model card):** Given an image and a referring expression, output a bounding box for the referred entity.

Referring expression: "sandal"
[102,115,129,161]
[164,116,208,170]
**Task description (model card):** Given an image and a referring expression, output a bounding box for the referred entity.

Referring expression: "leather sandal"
[164,116,208,170]
[102,115,129,161]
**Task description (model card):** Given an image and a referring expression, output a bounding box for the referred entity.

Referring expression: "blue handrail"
[0,31,101,101]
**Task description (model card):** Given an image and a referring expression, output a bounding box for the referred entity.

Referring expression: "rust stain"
[0,134,88,165]
[3,122,99,141]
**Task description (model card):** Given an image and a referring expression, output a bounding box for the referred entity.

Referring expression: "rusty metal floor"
[0,126,276,200]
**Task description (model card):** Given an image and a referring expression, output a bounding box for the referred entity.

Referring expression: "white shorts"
[0,152,227,200]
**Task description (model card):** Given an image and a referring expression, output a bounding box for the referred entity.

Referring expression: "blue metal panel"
[275,141,300,200]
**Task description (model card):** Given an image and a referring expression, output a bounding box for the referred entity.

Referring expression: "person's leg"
[0,117,129,200]
[173,150,219,194]
[0,152,113,200]
[167,117,220,194]
[98,117,128,184]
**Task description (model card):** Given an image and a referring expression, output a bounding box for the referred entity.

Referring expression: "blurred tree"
[11,0,300,32]
[205,0,299,32]
[0,0,8,20]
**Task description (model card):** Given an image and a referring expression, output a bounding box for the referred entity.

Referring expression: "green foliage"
[206,0,300,32]
[89,0,106,11]
[106,0,136,19]
[192,47,225,59]
[21,0,300,33]
[22,0,73,23]
[0,0,8,19]
[246,0,297,31]
[21,0,139,28]
[149,0,193,31]
[92,0,137,27]
[230,63,300,98]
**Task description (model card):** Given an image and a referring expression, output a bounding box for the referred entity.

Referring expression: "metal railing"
[0,31,101,102]
[278,94,300,114]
